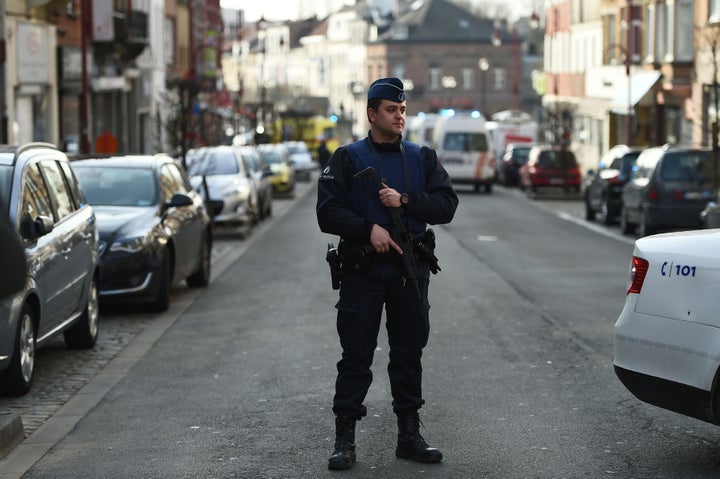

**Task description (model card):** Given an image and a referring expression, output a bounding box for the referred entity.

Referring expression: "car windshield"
[73,166,158,207]
[0,165,11,215]
[259,151,283,164]
[443,132,488,152]
[511,147,531,163]
[659,152,711,182]
[186,152,239,176]
[537,151,577,168]
[286,144,309,155]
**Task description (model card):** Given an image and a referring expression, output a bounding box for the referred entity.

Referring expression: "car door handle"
[61,247,72,255]
[82,232,93,241]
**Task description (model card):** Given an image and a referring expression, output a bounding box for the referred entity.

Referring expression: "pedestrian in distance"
[318,137,331,171]
[316,77,459,470]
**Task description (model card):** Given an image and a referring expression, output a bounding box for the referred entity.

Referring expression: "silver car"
[185,146,260,229]
[284,141,315,181]
[0,143,100,396]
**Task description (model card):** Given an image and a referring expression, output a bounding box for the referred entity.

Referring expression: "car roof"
[0,143,63,166]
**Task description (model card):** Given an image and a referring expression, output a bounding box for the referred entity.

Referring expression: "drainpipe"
[80,0,91,154]
[0,0,6,143]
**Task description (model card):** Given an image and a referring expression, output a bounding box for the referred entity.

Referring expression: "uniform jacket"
[316,132,458,244]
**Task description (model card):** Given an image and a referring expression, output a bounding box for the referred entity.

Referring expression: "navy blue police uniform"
[317,77,458,470]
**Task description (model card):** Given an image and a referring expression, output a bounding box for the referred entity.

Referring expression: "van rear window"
[443,133,488,152]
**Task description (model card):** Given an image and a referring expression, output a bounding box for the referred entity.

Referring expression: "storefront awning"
[610,71,661,115]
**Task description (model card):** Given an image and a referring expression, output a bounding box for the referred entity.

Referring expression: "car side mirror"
[166,192,194,208]
[20,214,54,240]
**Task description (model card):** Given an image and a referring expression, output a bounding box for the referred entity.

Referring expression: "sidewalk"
[0,177,318,478]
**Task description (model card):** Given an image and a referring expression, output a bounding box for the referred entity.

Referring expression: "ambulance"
[431,111,495,193]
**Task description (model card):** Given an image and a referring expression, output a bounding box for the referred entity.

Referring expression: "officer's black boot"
[328,415,357,470]
[395,412,443,463]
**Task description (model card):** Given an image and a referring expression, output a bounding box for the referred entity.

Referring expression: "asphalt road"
[3,180,720,478]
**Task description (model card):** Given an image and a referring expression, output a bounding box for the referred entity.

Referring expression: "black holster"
[326,243,341,290]
[414,229,441,275]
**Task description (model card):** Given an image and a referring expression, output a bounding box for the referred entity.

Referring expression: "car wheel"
[620,206,635,234]
[637,209,655,237]
[147,253,171,313]
[0,304,36,396]
[187,232,211,288]
[600,197,615,226]
[584,193,596,221]
[64,275,100,349]
[484,183,492,194]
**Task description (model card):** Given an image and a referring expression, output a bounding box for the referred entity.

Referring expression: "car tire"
[147,253,171,313]
[637,209,655,237]
[584,193,596,221]
[620,206,635,234]
[64,275,100,349]
[0,303,36,396]
[599,196,614,225]
[187,232,211,288]
[484,183,492,194]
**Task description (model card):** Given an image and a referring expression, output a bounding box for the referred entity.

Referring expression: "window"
[675,0,693,60]
[39,160,74,221]
[462,68,474,90]
[711,0,720,23]
[429,68,441,90]
[645,4,655,62]
[22,165,53,222]
[493,68,507,91]
[159,164,181,200]
[58,160,85,209]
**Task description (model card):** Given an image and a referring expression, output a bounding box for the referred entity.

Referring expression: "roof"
[376,0,499,44]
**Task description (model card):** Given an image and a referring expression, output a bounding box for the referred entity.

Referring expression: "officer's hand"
[370,224,403,255]
[379,183,402,208]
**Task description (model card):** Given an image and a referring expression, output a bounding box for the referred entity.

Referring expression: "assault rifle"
[353,166,420,297]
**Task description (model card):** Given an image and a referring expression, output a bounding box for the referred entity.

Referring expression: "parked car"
[0,143,100,396]
[256,143,296,197]
[185,146,260,229]
[497,142,532,186]
[614,228,720,426]
[620,145,711,237]
[71,154,212,313]
[584,145,643,225]
[284,140,315,181]
[519,145,581,194]
[236,145,273,220]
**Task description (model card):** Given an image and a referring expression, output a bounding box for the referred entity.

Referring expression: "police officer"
[317,77,459,470]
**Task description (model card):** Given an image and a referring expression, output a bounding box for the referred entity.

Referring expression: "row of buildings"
[3,0,720,173]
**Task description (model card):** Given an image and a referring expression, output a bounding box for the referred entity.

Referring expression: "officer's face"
[369,100,407,143]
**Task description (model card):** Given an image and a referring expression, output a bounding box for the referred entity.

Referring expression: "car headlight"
[110,233,152,254]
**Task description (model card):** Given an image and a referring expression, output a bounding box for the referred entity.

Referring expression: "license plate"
[549,178,564,185]
[684,190,711,200]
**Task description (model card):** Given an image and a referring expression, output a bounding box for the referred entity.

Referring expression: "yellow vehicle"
[271,116,340,159]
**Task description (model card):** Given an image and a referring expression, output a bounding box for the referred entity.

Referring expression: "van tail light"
[627,256,649,295]
[647,189,659,201]
[674,190,684,201]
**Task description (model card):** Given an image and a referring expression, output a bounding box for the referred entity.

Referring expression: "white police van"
[431,111,495,193]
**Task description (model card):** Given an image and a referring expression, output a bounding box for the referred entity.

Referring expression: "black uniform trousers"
[332,262,431,420]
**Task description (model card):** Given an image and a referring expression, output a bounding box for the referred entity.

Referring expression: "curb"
[0,412,23,461]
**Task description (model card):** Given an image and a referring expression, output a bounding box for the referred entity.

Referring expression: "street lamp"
[478,58,489,115]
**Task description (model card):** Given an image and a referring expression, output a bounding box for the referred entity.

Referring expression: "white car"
[185,146,259,228]
[284,141,315,181]
[614,229,720,425]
